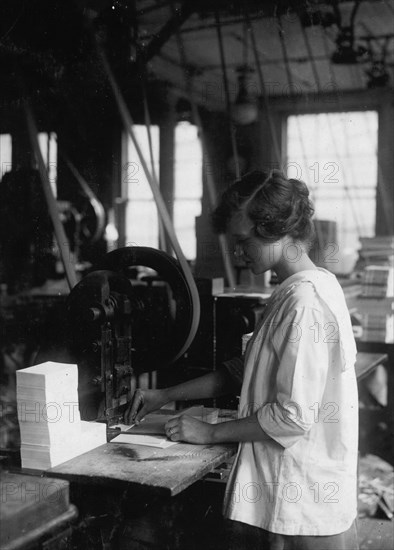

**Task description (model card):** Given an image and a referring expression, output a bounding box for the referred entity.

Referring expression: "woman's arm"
[124,367,239,424]
[164,412,270,444]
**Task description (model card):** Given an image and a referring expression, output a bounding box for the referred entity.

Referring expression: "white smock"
[223,268,358,536]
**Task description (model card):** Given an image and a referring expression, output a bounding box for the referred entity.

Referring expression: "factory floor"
[357,411,394,550]
[354,363,394,550]
[358,516,393,550]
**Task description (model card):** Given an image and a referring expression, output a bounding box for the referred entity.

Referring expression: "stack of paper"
[362,266,394,298]
[359,265,394,343]
[111,406,219,448]
[358,237,394,268]
[17,361,106,469]
[362,313,394,344]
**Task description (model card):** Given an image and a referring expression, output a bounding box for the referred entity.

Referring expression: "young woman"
[125,170,359,550]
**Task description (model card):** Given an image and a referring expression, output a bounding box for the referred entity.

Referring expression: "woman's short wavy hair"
[211,169,315,245]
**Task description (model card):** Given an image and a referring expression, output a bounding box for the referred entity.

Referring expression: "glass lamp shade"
[232,73,259,125]
[232,100,258,125]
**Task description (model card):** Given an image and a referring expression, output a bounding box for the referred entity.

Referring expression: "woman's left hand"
[165,415,214,444]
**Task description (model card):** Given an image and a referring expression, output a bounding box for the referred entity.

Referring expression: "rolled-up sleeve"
[257,307,329,448]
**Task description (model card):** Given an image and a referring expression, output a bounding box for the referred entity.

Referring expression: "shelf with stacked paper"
[346,263,394,344]
[348,296,394,344]
[343,266,394,429]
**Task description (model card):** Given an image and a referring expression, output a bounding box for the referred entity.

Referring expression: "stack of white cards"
[360,266,394,343]
[17,361,106,470]
[362,265,394,298]
[358,236,394,267]
[362,314,394,344]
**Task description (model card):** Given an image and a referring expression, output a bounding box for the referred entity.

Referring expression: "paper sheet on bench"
[111,433,178,448]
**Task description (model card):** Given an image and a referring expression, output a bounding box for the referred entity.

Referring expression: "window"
[287,111,378,272]
[174,122,203,260]
[0,134,12,181]
[38,132,57,197]
[123,126,160,249]
[123,122,203,260]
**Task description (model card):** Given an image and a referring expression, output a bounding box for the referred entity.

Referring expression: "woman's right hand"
[123,388,168,425]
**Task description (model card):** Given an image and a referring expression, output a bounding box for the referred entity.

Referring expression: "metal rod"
[214,9,240,180]
[298,23,328,251]
[244,9,281,165]
[24,104,78,290]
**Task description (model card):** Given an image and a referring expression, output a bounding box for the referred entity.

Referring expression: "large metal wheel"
[68,246,200,373]
[99,246,200,367]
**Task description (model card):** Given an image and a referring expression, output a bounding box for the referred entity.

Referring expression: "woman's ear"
[254,222,266,237]
[254,215,273,237]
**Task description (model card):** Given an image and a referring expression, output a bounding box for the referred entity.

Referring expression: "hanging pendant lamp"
[232,66,258,125]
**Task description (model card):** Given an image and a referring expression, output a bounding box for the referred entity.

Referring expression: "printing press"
[66,245,201,426]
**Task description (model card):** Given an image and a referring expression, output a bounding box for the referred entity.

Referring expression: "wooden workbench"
[45,441,236,549]
[46,441,236,497]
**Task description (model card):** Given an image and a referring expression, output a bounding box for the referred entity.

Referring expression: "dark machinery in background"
[214,294,268,409]
[0,168,106,293]
[66,246,200,425]
[215,294,267,365]
[0,170,56,292]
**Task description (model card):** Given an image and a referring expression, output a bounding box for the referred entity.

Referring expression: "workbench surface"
[46,441,236,497]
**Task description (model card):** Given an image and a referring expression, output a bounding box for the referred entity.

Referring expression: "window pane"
[287,111,378,273]
[174,122,202,259]
[124,126,159,247]
[126,127,159,200]
[126,200,159,248]
[175,122,203,199]
[0,134,12,181]
[174,199,202,259]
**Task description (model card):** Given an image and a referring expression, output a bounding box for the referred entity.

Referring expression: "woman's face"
[228,211,283,275]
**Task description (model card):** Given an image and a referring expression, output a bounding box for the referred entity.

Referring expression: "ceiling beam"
[138,1,196,64]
